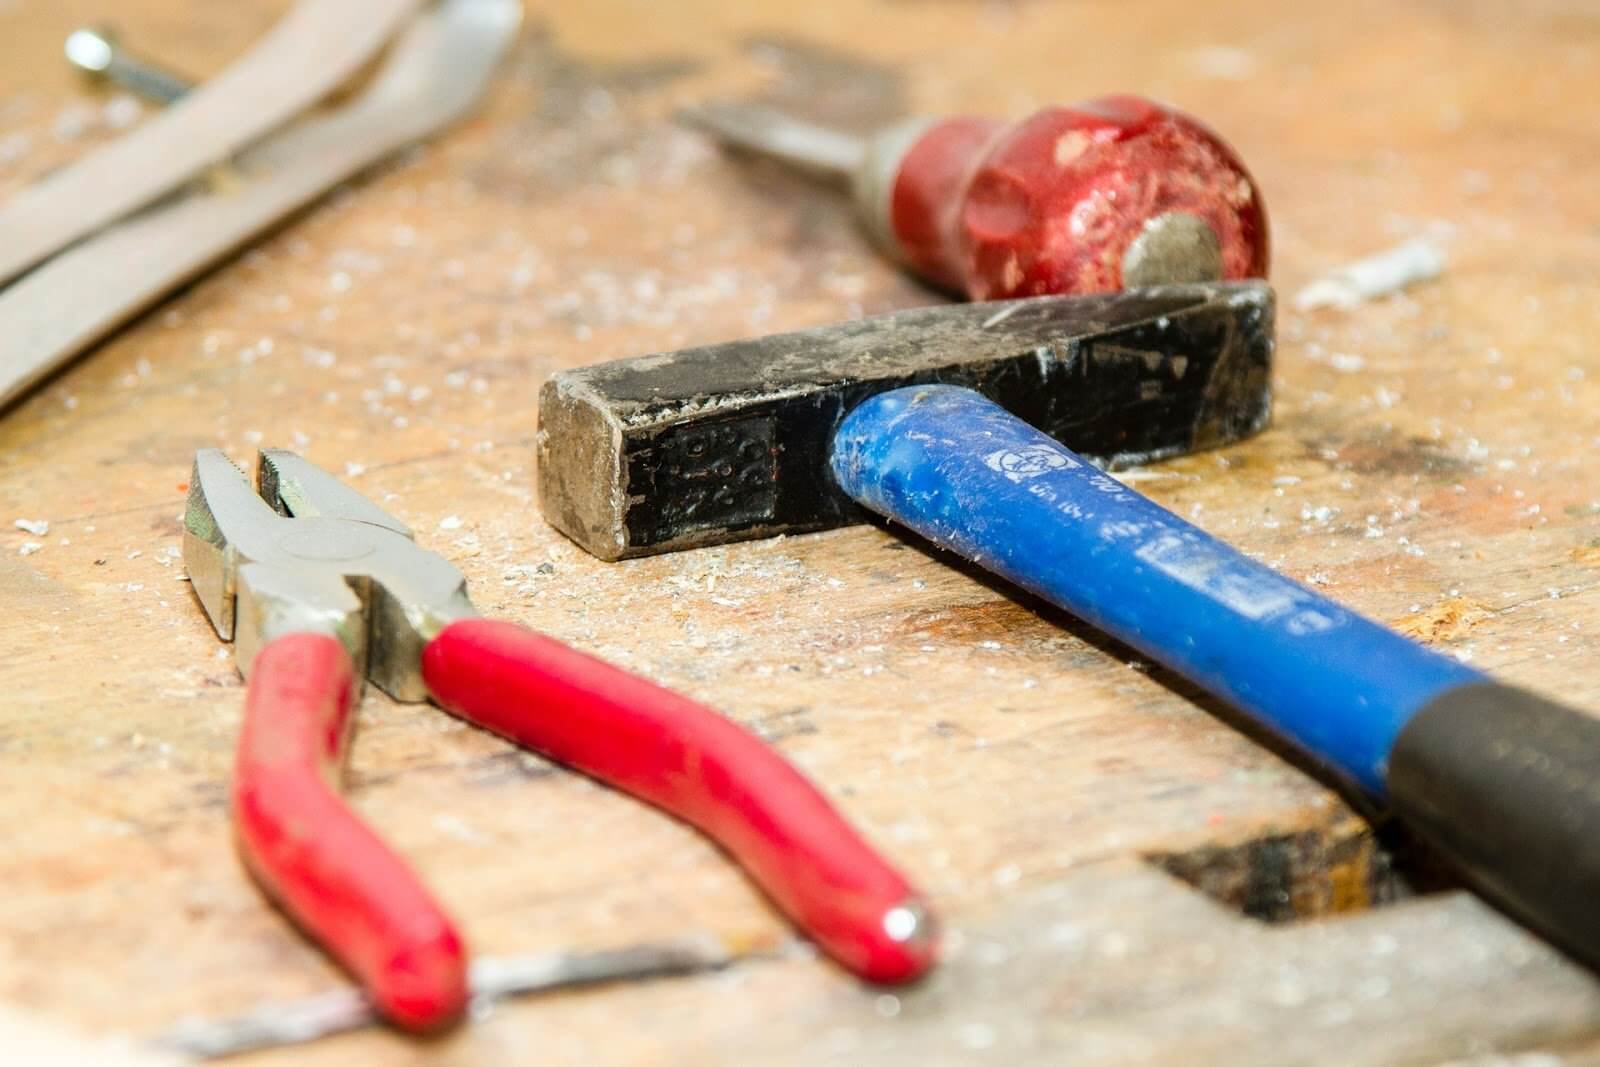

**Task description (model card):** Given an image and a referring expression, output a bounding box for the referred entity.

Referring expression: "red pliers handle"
[236,633,466,1030]
[236,621,937,1030]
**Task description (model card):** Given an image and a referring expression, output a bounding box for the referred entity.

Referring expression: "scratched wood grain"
[3,0,1600,1063]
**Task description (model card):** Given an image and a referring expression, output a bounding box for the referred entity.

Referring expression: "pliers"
[182,449,937,1031]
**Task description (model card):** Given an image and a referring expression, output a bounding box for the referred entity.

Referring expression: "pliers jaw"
[183,449,475,701]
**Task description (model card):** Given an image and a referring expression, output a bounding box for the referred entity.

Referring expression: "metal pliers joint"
[186,448,472,700]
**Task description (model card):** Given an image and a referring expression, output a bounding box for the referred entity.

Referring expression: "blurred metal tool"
[65,26,192,104]
[159,937,740,1058]
[0,0,521,412]
[0,0,426,288]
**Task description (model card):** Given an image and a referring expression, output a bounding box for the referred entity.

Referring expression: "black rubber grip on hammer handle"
[1389,682,1600,969]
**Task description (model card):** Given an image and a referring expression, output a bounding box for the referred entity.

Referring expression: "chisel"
[682,95,1269,299]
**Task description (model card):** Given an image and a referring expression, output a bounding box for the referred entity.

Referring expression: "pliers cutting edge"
[183,449,937,1030]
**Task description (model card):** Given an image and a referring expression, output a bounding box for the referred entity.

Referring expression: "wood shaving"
[1396,597,1492,642]
[1294,237,1447,311]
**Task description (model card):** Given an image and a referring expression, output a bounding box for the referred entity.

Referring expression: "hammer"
[537,281,1600,971]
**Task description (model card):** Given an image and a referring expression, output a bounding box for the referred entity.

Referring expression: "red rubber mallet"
[683,94,1269,300]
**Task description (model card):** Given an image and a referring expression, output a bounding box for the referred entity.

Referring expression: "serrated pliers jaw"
[183,448,474,701]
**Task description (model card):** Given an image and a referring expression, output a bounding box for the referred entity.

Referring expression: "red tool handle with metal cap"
[236,633,469,1030]
[422,619,934,984]
[192,448,936,1033]
[685,93,1269,299]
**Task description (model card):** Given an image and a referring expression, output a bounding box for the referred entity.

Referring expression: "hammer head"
[538,280,1273,561]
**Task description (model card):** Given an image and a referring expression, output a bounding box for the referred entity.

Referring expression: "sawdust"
[1572,543,1600,568]
[1396,597,1493,642]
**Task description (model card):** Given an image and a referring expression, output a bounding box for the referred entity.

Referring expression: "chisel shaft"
[682,104,865,183]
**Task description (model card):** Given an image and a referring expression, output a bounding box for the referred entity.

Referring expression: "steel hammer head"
[538,281,1273,560]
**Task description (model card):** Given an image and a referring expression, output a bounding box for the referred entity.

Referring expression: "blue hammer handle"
[832,384,1600,966]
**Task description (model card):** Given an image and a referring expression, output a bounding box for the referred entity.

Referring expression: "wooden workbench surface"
[4,1,1600,1063]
